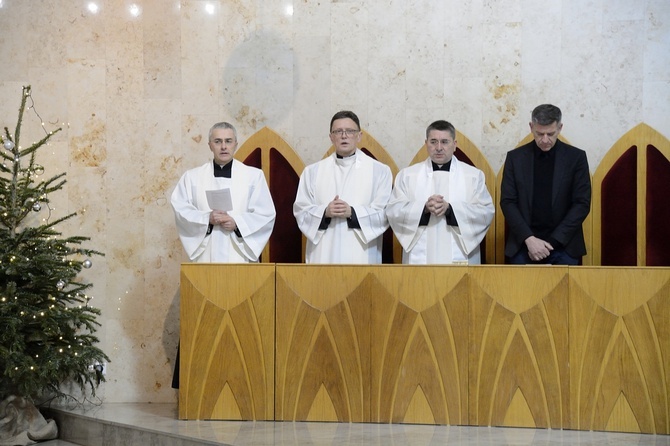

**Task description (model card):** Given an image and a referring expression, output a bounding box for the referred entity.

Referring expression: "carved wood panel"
[179,264,275,420]
[181,264,669,435]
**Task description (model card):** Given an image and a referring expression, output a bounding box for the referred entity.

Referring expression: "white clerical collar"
[335,150,357,166]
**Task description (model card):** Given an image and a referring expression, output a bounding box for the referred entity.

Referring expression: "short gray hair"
[208,122,237,141]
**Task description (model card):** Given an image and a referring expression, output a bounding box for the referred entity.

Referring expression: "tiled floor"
[43,403,670,445]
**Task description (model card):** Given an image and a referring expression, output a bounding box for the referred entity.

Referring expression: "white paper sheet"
[206,188,233,212]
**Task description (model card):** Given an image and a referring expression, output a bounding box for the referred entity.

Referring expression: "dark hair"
[426,120,456,140]
[531,104,562,126]
[330,110,360,131]
[209,122,237,141]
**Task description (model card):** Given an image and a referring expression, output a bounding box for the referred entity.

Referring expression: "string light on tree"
[0,85,108,407]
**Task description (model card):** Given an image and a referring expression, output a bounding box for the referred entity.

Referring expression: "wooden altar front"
[178,264,670,435]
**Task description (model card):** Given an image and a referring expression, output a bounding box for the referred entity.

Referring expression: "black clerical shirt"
[207,161,241,237]
[213,160,232,178]
[530,145,557,245]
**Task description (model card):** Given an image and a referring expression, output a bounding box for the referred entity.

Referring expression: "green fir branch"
[18,128,62,160]
[0,85,108,402]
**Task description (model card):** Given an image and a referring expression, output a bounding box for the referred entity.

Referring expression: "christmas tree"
[0,86,109,403]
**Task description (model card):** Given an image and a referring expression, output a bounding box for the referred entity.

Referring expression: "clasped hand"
[425,194,449,217]
[525,236,554,261]
[210,210,237,232]
[325,195,352,219]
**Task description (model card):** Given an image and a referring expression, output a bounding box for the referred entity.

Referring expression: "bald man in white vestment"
[386,120,494,264]
[293,111,392,264]
[171,122,276,263]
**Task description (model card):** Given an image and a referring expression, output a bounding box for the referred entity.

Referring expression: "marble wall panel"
[367,1,409,63]
[480,21,522,153]
[101,317,160,402]
[143,2,182,100]
[180,2,220,116]
[518,1,562,140]
[603,0,646,22]
[102,160,146,335]
[644,0,670,81]
[143,99,182,384]
[66,60,107,168]
[643,81,670,137]
[292,0,331,37]
[258,0,295,30]
[561,19,645,167]
[482,0,521,24]
[222,31,296,133]
[26,2,67,69]
[330,3,370,117]
[367,57,407,165]
[291,37,332,164]
[0,3,29,81]
[441,77,488,164]
[62,2,106,61]
[641,1,670,142]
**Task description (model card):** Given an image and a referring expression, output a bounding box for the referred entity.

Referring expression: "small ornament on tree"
[0,86,108,444]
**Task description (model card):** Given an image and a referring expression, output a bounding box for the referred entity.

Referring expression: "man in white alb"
[170,121,276,389]
[171,121,276,263]
[293,110,392,264]
[386,120,494,264]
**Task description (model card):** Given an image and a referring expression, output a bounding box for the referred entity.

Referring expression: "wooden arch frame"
[236,127,305,263]
[591,123,670,266]
[410,131,496,264]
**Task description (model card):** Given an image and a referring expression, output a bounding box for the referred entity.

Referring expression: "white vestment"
[171,160,276,263]
[293,150,392,264]
[386,157,494,264]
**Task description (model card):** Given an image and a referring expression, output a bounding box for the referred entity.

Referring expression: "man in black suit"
[500,104,591,265]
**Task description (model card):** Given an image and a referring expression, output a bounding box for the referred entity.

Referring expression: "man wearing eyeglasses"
[386,120,494,264]
[293,110,392,263]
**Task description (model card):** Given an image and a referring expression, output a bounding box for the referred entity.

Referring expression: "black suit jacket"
[500,140,591,258]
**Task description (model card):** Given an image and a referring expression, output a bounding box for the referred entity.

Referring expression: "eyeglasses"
[331,129,360,137]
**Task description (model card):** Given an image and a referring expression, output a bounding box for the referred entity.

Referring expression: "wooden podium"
[179,264,670,435]
[178,264,275,420]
